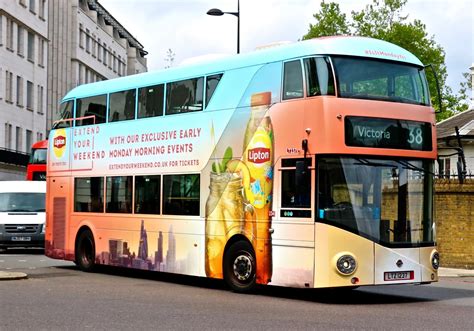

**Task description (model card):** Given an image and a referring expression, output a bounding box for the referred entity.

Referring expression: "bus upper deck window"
[205,74,223,107]
[109,89,136,122]
[76,95,107,126]
[283,60,303,100]
[53,100,73,128]
[166,77,204,115]
[304,57,335,97]
[138,84,164,118]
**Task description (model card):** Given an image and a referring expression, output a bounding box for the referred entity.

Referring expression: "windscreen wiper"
[395,160,434,175]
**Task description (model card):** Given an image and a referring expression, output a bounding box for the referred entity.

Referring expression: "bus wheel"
[75,229,96,272]
[223,240,256,293]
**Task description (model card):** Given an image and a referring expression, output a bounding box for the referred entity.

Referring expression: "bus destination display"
[345,116,432,151]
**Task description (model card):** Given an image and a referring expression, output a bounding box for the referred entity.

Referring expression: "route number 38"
[408,128,423,145]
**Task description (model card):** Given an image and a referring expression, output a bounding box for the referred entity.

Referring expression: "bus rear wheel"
[223,240,256,293]
[75,229,96,272]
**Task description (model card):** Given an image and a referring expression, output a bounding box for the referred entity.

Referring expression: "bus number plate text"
[11,236,32,242]
[384,271,413,281]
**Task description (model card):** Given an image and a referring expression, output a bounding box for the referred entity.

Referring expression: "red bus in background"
[26,140,48,181]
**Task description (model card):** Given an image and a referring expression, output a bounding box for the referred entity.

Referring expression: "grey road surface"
[1,250,473,330]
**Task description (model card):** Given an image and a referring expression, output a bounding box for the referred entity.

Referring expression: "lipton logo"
[53,129,67,158]
[54,136,66,149]
[248,148,270,164]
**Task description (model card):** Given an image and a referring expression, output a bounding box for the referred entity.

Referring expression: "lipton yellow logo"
[53,129,67,158]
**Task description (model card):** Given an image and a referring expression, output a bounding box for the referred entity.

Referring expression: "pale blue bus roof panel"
[63,36,424,100]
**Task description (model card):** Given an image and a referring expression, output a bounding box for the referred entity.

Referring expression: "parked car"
[0,181,46,250]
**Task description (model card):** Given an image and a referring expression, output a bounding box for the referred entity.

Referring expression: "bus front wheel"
[223,240,256,293]
[75,229,96,272]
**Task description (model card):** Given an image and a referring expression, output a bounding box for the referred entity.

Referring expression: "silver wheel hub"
[233,255,252,281]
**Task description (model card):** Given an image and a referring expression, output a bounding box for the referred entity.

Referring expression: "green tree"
[302,0,464,121]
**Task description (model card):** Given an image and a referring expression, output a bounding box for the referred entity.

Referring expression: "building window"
[16,76,23,106]
[135,175,161,214]
[26,129,32,152]
[37,39,44,66]
[74,177,104,213]
[19,0,27,7]
[4,124,12,149]
[113,51,117,72]
[39,0,46,19]
[17,26,24,56]
[6,71,13,102]
[163,174,200,216]
[166,77,204,115]
[138,84,164,118]
[29,0,36,14]
[85,29,90,53]
[106,176,133,213]
[0,16,3,46]
[27,31,35,62]
[103,44,107,65]
[26,80,34,110]
[15,126,22,151]
[91,34,96,57]
[79,24,84,48]
[7,19,14,50]
[97,39,102,61]
[109,89,136,122]
[37,85,43,114]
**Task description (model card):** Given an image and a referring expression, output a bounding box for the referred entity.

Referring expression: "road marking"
[18,260,27,262]
[0,260,4,262]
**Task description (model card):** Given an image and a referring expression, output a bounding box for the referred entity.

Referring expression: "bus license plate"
[11,236,31,242]
[384,271,413,281]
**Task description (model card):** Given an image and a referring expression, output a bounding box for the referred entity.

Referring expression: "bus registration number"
[384,271,413,281]
[11,236,31,242]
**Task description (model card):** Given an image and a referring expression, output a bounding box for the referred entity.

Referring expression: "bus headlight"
[431,251,440,270]
[336,254,357,275]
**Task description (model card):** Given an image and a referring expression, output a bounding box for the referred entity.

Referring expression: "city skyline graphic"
[98,220,198,274]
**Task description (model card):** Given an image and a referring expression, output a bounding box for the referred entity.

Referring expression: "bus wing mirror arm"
[296,139,310,188]
[424,64,443,114]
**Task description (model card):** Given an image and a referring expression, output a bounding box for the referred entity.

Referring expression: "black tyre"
[75,229,96,272]
[223,240,256,293]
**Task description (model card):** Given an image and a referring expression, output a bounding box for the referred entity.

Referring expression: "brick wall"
[435,179,474,269]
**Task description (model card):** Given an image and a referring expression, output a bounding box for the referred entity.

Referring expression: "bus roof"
[63,36,424,100]
[31,140,48,150]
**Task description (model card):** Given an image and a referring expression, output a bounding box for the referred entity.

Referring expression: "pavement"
[0,271,28,280]
[1,267,473,281]
[438,267,474,277]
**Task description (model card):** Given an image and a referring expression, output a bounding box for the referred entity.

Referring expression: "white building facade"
[47,0,147,130]
[0,0,48,179]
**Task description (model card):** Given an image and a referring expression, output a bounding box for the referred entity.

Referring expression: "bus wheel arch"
[75,226,96,272]
[223,235,256,293]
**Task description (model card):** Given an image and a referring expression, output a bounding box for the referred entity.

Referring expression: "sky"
[98,0,473,94]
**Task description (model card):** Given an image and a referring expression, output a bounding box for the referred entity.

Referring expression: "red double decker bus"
[26,140,48,181]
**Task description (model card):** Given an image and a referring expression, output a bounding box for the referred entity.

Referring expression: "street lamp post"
[207,0,240,54]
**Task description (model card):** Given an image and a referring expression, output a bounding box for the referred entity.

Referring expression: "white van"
[0,181,46,250]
